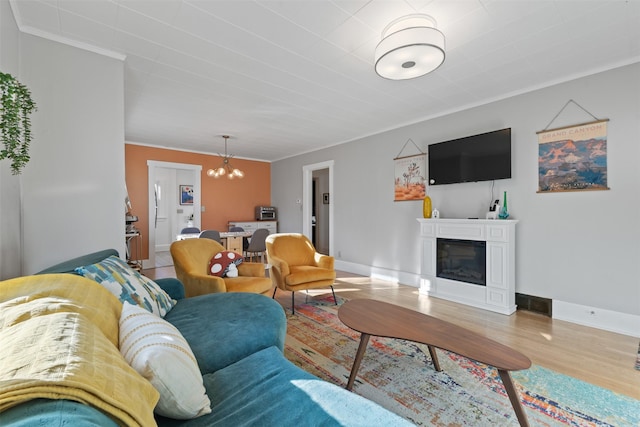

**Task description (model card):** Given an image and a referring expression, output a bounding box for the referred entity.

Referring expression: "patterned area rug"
[284,296,640,427]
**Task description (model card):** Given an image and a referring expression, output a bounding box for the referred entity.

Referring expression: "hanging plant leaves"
[0,71,37,175]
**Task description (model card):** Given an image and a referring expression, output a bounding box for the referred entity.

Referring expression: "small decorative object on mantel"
[486,199,500,219]
[537,99,609,193]
[422,194,432,218]
[498,191,509,219]
[0,71,37,175]
[394,138,426,201]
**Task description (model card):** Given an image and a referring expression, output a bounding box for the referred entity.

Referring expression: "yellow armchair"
[170,238,272,298]
[265,233,336,313]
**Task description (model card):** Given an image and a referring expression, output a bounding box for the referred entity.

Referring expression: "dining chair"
[245,228,270,263]
[180,227,200,234]
[199,230,222,244]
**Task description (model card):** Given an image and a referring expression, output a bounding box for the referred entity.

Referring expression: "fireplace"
[417,218,518,315]
[437,238,486,286]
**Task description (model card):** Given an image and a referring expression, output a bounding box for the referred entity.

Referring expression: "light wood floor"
[144,266,640,400]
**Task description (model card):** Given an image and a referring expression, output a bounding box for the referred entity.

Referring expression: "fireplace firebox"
[417,218,518,315]
[437,238,486,286]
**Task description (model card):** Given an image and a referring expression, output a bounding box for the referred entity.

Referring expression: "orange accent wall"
[125,144,271,260]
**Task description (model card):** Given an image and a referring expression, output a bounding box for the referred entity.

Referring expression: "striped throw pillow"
[119,302,211,419]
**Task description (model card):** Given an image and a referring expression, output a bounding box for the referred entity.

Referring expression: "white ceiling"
[10,0,640,162]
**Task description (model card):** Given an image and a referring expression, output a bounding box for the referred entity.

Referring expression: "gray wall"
[13,32,125,274]
[272,63,640,330]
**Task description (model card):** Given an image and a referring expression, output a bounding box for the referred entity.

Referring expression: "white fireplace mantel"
[417,218,518,315]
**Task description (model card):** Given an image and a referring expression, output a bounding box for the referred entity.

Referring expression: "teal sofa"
[0,250,413,426]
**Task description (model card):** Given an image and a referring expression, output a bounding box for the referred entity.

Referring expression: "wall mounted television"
[428,128,511,185]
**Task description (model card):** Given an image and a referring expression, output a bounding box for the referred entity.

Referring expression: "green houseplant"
[0,71,36,175]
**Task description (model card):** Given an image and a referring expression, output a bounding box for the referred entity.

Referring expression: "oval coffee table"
[338,298,532,427]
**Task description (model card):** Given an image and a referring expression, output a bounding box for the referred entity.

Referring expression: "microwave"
[256,206,277,221]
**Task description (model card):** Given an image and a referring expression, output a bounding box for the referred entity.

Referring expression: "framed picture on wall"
[537,120,609,193]
[179,185,194,205]
[394,153,426,201]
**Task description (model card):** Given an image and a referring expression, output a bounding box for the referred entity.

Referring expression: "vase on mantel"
[498,191,509,219]
[423,195,432,218]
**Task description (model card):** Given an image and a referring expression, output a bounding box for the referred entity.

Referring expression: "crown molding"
[9,0,126,62]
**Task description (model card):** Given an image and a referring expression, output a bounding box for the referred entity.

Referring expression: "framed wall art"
[179,185,194,205]
[537,120,609,193]
[394,153,426,201]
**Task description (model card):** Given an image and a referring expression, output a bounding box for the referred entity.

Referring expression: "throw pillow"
[75,255,175,317]
[208,251,243,278]
[119,302,212,419]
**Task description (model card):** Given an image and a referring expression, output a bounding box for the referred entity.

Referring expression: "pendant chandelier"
[206,135,244,179]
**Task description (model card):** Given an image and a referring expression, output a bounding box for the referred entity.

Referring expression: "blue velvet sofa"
[0,249,413,426]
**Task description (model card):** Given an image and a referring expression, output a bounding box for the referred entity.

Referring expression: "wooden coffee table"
[338,299,532,427]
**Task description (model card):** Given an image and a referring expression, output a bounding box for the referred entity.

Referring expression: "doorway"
[302,161,333,255]
[312,170,330,254]
[146,161,201,269]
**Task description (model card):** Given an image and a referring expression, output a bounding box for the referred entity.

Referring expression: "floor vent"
[516,293,552,317]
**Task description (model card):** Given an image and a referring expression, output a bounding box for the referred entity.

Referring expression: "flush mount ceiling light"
[374,14,445,80]
[206,135,244,179]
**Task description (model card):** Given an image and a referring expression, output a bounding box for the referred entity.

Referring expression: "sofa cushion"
[163,292,286,374]
[75,255,175,317]
[155,346,414,426]
[119,302,211,420]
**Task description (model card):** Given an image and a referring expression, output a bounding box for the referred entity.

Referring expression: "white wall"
[272,63,640,335]
[0,0,23,279]
[18,34,125,273]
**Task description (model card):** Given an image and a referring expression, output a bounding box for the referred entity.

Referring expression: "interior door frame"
[146,160,201,269]
[302,160,333,255]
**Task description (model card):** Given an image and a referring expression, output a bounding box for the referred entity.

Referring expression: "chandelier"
[206,135,244,179]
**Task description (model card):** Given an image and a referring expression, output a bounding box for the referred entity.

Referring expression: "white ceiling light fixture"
[375,14,445,80]
[206,135,244,179]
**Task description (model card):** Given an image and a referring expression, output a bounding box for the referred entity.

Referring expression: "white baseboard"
[553,300,640,338]
[335,260,640,338]
[335,260,421,289]
[334,260,370,277]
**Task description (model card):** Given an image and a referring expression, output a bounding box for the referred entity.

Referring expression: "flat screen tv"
[428,128,511,185]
